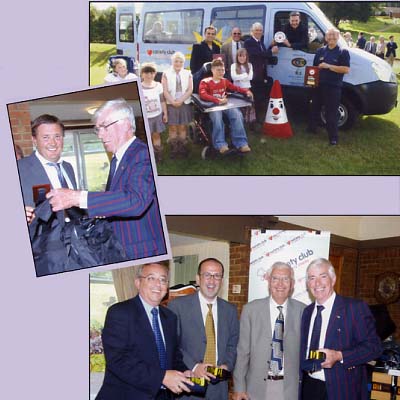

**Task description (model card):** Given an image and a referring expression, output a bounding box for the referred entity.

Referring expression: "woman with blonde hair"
[162,52,193,158]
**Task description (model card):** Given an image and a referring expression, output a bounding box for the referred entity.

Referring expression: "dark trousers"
[310,84,342,143]
[301,373,328,400]
[250,80,271,124]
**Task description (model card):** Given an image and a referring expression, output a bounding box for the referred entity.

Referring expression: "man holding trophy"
[168,258,240,399]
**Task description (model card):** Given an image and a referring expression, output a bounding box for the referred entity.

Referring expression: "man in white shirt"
[17,114,79,224]
[300,258,381,400]
[46,98,166,261]
[233,262,305,400]
[168,258,239,399]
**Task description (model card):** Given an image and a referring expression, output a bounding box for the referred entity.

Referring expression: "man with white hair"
[308,28,350,145]
[46,98,166,261]
[244,22,279,127]
[300,258,381,400]
[233,262,305,400]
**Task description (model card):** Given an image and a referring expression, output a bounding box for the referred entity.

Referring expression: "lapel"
[30,153,52,187]
[284,298,295,340]
[263,297,272,343]
[132,296,159,363]
[324,294,345,349]
[110,139,138,190]
[159,305,173,367]
[216,297,225,362]
[192,293,207,341]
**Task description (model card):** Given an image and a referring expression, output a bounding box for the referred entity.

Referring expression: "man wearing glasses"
[221,27,244,80]
[47,98,166,261]
[97,262,194,399]
[168,258,239,399]
[233,262,305,400]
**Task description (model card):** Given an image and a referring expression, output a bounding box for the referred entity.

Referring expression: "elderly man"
[273,11,308,50]
[308,28,350,145]
[190,26,220,75]
[96,262,194,400]
[18,114,80,224]
[46,98,166,261]
[233,262,306,400]
[168,258,240,400]
[300,258,382,400]
[364,36,377,54]
[221,27,244,80]
[244,22,278,127]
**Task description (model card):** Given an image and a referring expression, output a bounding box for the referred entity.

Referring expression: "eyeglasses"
[271,276,291,283]
[94,119,121,135]
[140,275,169,286]
[232,32,242,35]
[200,272,223,281]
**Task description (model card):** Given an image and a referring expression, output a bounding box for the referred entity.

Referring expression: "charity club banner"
[249,230,331,305]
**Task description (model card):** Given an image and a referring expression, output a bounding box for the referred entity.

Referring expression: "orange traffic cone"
[263,80,293,138]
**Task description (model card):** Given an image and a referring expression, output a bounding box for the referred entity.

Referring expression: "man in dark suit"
[168,258,240,399]
[96,262,193,400]
[300,258,382,400]
[17,114,78,224]
[244,22,279,126]
[190,26,220,75]
[47,98,166,261]
[221,27,244,80]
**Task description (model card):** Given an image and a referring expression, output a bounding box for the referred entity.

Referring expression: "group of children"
[105,48,256,161]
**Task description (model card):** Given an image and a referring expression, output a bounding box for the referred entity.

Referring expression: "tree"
[318,2,376,26]
[90,4,116,44]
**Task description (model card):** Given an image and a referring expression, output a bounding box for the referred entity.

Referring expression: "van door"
[267,10,326,88]
[116,3,136,58]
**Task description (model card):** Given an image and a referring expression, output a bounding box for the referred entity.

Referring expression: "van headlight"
[371,61,392,82]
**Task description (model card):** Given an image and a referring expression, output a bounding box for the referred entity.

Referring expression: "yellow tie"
[204,303,216,365]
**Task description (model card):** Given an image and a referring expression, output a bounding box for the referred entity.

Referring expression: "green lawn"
[90,43,117,86]
[340,16,400,41]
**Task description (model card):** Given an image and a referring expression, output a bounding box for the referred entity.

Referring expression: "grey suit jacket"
[233,297,306,400]
[221,40,244,74]
[17,152,77,207]
[168,292,239,400]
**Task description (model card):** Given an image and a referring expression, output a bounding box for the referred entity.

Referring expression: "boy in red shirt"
[199,58,253,154]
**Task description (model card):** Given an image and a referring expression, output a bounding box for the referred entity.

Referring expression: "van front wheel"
[321,97,359,130]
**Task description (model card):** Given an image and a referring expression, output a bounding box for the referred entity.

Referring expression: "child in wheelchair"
[198,58,253,155]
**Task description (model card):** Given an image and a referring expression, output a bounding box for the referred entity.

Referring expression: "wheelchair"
[190,63,253,160]
[107,55,138,75]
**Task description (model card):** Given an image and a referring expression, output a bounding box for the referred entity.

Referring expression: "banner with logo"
[249,230,331,305]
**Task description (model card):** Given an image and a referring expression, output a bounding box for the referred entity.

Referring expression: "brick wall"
[228,242,399,340]
[8,102,33,157]
[358,246,400,341]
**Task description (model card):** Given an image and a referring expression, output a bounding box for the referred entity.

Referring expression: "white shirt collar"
[315,291,336,311]
[198,290,217,306]
[114,135,136,163]
[35,150,63,166]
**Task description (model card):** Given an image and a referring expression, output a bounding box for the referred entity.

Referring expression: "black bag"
[29,200,127,276]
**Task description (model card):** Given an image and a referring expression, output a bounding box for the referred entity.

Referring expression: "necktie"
[309,305,324,356]
[204,304,216,365]
[270,305,284,375]
[236,42,239,50]
[105,156,117,191]
[151,307,167,370]
[48,162,68,188]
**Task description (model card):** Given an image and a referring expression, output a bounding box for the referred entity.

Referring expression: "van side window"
[273,11,325,53]
[143,10,203,44]
[211,5,266,43]
[119,13,134,43]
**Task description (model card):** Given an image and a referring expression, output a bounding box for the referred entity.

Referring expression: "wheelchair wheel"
[201,146,219,160]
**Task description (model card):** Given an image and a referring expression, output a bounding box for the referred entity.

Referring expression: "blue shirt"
[313,45,350,87]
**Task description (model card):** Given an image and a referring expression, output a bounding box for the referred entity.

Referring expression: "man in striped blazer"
[47,98,166,261]
[300,258,382,400]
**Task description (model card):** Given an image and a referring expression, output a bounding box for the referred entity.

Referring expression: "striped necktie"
[48,162,68,188]
[309,305,324,356]
[270,305,284,375]
[204,303,216,365]
[151,307,167,370]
